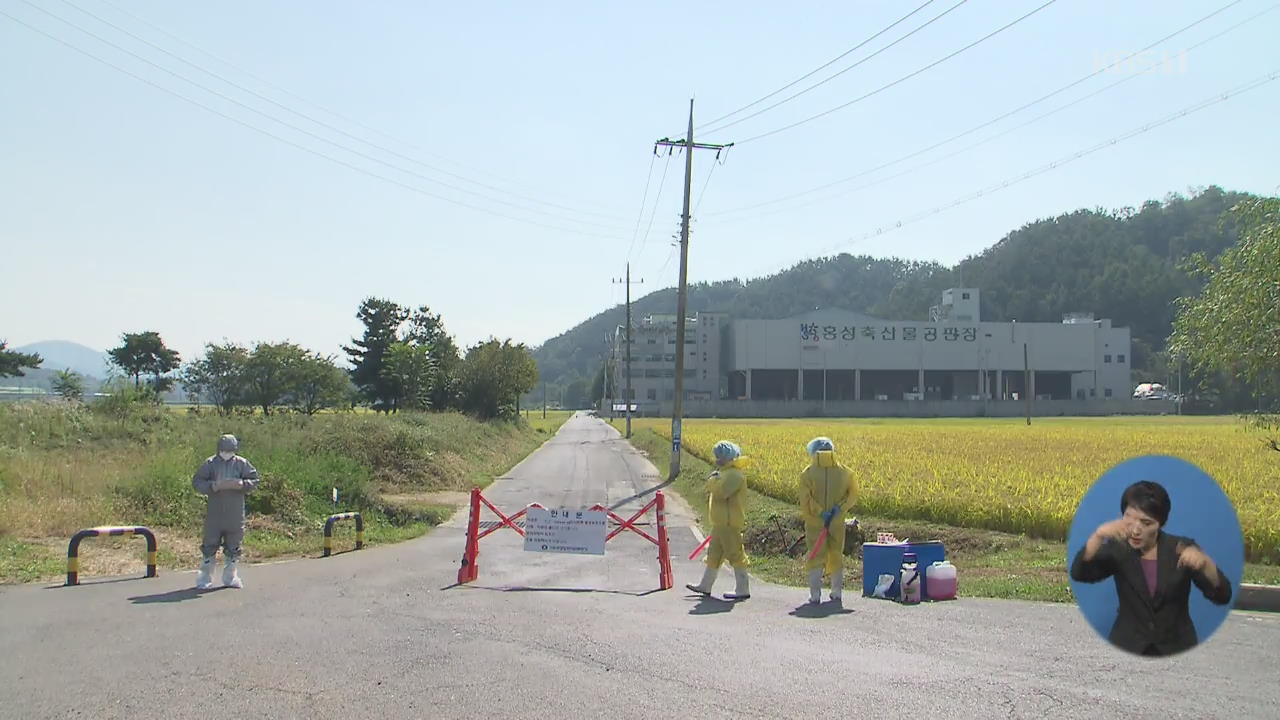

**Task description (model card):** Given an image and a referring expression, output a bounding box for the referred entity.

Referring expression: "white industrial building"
[609,288,1162,418]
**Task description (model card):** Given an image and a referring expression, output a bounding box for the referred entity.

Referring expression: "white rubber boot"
[831,569,844,603]
[195,558,215,590]
[221,559,242,589]
[807,568,823,604]
[724,567,751,601]
[686,565,718,595]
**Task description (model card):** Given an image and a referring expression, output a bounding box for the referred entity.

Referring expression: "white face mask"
[219,451,235,461]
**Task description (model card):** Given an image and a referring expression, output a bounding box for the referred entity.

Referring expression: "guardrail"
[323,512,364,557]
[66,526,158,586]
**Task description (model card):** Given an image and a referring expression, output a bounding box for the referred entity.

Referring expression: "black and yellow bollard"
[66,526,158,586]
[322,512,364,557]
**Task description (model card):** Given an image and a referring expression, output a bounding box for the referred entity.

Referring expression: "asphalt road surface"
[2,412,1277,719]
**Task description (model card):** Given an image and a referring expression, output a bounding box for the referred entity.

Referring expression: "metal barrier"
[456,487,673,590]
[66,526,158,586]
[323,512,364,557]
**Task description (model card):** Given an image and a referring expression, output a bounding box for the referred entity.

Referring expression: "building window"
[663,389,674,401]
[1104,354,1112,363]
[962,292,970,300]
[701,335,707,344]
[1104,388,1113,398]
[1117,354,1126,363]
[647,338,656,345]
[647,389,657,401]
[702,370,707,379]
[684,369,696,379]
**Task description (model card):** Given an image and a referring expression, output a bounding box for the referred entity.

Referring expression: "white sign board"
[523,506,607,555]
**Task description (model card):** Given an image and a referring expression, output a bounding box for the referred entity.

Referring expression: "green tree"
[381,342,436,412]
[52,369,84,400]
[404,305,462,410]
[108,331,181,390]
[0,341,43,378]
[1170,196,1280,446]
[180,342,249,414]
[289,352,351,416]
[343,298,410,412]
[459,339,539,419]
[242,342,308,415]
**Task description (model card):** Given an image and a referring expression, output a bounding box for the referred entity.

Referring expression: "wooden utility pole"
[613,264,643,438]
[654,99,731,480]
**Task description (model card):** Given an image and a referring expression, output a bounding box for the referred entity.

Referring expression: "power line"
[693,0,944,134]
[697,0,968,137]
[18,1,629,235]
[711,0,1263,220]
[812,69,1279,261]
[88,0,621,220]
[637,151,674,258]
[692,149,725,216]
[729,0,1061,145]
[625,153,658,260]
[0,9,626,240]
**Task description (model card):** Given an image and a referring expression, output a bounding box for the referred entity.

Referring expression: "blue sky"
[2,0,1277,364]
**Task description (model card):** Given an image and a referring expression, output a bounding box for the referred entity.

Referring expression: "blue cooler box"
[862,541,946,600]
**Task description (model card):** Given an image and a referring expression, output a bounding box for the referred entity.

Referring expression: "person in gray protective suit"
[191,434,260,589]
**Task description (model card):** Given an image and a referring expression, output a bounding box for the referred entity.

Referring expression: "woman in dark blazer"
[1070,480,1233,657]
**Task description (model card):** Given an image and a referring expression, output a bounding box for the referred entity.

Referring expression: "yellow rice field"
[633,416,1280,561]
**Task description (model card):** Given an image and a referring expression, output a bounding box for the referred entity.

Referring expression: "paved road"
[2,412,1277,719]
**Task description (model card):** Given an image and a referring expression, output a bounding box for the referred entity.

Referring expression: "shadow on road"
[45,576,155,590]
[127,587,211,604]
[444,584,663,597]
[788,601,855,619]
[687,595,736,615]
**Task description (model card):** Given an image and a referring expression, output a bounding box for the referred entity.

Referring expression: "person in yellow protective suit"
[686,440,751,601]
[800,436,857,605]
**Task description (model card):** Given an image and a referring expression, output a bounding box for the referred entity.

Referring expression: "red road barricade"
[456,487,673,591]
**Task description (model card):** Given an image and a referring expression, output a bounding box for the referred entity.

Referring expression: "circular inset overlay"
[1067,454,1244,655]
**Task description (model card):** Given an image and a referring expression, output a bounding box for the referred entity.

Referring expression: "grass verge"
[0,403,572,584]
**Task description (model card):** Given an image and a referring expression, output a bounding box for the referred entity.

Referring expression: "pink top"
[1141,557,1158,597]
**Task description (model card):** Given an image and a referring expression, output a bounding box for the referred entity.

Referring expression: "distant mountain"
[532,185,1257,391]
[14,340,113,379]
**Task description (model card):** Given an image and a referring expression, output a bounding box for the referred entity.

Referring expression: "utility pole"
[613,264,643,438]
[542,381,546,419]
[1177,355,1183,415]
[1024,342,1032,426]
[655,99,732,481]
[600,351,608,417]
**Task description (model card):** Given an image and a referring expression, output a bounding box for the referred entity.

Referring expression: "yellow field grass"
[635,416,1280,561]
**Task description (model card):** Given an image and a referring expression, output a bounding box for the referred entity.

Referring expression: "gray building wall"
[660,398,1174,419]
[606,289,1133,417]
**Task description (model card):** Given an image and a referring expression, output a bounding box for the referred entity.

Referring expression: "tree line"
[1,298,539,420]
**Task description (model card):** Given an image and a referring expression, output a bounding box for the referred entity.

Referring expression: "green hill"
[533,185,1258,406]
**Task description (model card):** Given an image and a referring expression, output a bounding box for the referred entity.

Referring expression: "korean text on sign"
[522,506,608,556]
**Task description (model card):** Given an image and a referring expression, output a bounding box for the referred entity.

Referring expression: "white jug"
[926,560,957,600]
